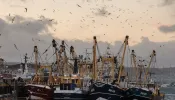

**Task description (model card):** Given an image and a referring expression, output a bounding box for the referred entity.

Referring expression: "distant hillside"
[2,63,175,83]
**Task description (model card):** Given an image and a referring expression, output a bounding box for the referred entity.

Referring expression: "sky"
[0,0,175,67]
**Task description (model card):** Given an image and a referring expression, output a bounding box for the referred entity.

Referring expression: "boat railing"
[26,81,61,86]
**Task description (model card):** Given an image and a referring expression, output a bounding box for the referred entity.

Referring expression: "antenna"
[84,48,92,60]
[24,53,29,64]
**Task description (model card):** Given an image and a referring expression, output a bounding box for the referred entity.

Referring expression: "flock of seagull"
[4,0,166,48]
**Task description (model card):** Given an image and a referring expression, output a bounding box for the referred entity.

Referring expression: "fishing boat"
[0,58,15,99]
[125,50,165,100]
[53,75,88,100]
[14,53,32,81]
[26,39,91,100]
[88,36,129,100]
[88,81,125,100]
[53,41,91,100]
[26,45,55,100]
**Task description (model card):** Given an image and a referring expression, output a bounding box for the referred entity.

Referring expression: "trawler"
[53,41,91,100]
[26,45,55,100]
[26,39,91,100]
[125,50,165,100]
[0,58,14,99]
[88,36,129,100]
[14,53,32,81]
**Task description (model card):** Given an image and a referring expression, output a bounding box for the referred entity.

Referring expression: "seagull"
[25,8,27,12]
[12,17,15,23]
[49,19,54,21]
[77,4,82,8]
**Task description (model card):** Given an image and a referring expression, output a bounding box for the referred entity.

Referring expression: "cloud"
[162,0,175,6]
[68,37,175,68]
[20,0,27,2]
[0,16,175,67]
[6,15,25,22]
[1,15,57,36]
[170,36,175,38]
[158,0,175,17]
[158,24,175,33]
[130,37,175,68]
[0,15,57,62]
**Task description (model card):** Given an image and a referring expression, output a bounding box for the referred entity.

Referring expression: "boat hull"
[54,93,87,100]
[88,82,125,100]
[88,92,123,100]
[53,83,88,100]
[125,88,153,100]
[152,95,165,100]
[26,84,54,100]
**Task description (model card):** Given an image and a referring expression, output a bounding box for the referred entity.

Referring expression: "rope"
[42,43,52,55]
[116,42,124,57]
[51,46,55,63]
[64,41,71,57]
[96,42,101,57]
[38,51,44,64]
[130,54,133,82]
[47,51,56,62]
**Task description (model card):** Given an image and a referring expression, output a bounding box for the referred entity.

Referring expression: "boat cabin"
[59,75,82,90]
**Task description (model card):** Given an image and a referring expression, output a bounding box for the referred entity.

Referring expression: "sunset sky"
[0,0,175,67]
[0,0,175,44]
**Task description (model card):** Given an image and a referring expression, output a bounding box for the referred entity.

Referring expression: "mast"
[117,35,129,84]
[101,45,115,82]
[93,36,97,81]
[70,46,78,74]
[144,50,156,83]
[34,46,38,74]
[32,46,39,83]
[131,50,138,84]
[24,53,28,64]
[52,39,60,75]
[61,40,66,76]
[138,59,144,87]
[83,48,92,76]
[24,53,29,73]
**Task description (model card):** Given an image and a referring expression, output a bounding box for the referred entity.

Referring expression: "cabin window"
[72,79,75,84]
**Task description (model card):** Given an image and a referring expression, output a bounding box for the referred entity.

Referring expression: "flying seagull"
[77,4,82,8]
[49,19,54,21]
[12,17,15,23]
[25,8,27,12]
